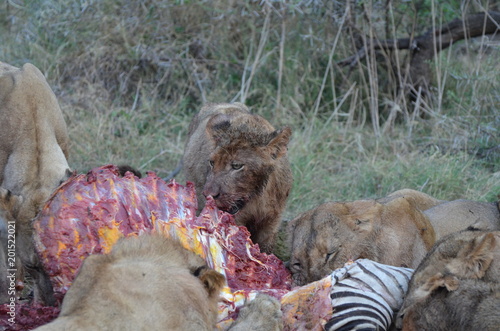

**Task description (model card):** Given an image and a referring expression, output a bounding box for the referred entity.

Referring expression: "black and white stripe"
[325,259,413,331]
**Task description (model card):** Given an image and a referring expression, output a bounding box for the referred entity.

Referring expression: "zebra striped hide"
[325,259,414,331]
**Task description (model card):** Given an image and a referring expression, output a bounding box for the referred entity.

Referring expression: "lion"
[400,279,500,331]
[35,234,282,331]
[423,199,500,238]
[0,62,72,305]
[182,102,293,253]
[34,234,226,331]
[287,191,437,286]
[396,229,500,330]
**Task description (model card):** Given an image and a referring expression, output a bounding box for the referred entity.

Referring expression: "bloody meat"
[1,165,307,330]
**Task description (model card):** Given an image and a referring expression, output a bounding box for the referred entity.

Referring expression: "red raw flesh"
[0,165,293,330]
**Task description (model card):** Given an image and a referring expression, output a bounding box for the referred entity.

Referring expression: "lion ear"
[197,267,226,298]
[351,218,372,233]
[386,197,436,250]
[412,273,459,301]
[450,232,496,279]
[206,113,231,145]
[0,70,16,101]
[266,127,291,159]
[342,201,377,233]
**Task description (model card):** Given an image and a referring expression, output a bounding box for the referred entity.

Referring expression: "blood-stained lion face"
[182,103,293,253]
[203,133,288,215]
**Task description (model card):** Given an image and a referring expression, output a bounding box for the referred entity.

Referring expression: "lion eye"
[325,252,333,263]
[325,249,338,263]
[355,219,369,225]
[208,160,214,168]
[231,163,243,170]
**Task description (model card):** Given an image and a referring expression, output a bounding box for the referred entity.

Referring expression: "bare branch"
[337,11,500,99]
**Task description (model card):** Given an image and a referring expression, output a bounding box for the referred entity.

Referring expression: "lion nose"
[203,186,220,200]
[209,193,220,199]
[288,259,302,272]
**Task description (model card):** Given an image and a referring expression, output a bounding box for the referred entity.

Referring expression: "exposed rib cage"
[325,259,413,331]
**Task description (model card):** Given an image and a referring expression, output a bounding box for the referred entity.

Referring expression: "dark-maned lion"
[182,102,293,253]
[34,235,226,331]
[396,229,500,330]
[287,192,436,286]
[0,62,71,305]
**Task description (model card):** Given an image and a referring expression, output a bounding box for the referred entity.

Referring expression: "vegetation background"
[1,0,498,257]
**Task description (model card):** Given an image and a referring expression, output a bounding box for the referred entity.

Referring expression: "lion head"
[37,234,226,330]
[396,229,500,330]
[202,112,291,215]
[287,194,435,286]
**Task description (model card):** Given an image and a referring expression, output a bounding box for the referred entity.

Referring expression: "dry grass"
[1,0,498,234]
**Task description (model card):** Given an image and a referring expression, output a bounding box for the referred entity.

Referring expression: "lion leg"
[248,217,281,254]
[17,220,55,305]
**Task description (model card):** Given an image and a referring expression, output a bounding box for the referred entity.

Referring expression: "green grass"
[1,1,499,257]
[285,124,499,220]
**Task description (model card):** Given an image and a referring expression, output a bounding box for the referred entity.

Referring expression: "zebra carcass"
[326,259,414,331]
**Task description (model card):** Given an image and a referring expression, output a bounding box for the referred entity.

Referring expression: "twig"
[318,82,357,137]
[305,5,348,139]
[243,9,271,102]
[192,62,207,103]
[130,78,141,113]
[275,3,286,118]
[139,149,171,170]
